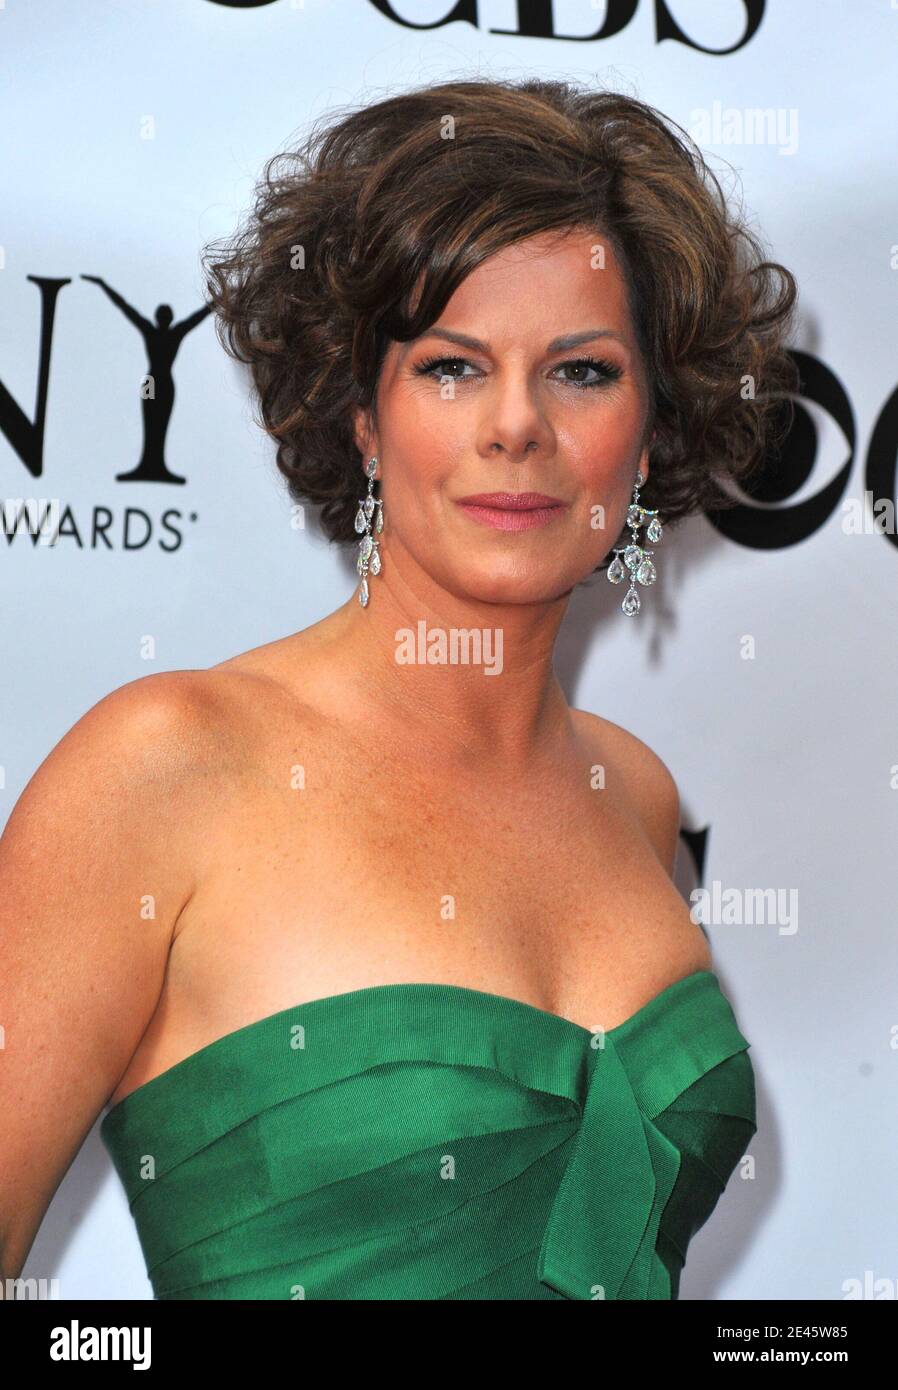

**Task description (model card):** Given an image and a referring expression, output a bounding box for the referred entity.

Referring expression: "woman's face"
[353,227,653,606]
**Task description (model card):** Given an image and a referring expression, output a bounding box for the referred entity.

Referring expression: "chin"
[437,566,574,606]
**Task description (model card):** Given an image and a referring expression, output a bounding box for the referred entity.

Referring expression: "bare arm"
[0,672,210,1279]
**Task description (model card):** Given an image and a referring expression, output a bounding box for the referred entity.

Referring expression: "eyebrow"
[410,327,628,353]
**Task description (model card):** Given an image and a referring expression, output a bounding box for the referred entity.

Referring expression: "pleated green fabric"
[99,970,756,1300]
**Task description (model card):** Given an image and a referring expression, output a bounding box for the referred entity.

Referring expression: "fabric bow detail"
[537,1033,681,1300]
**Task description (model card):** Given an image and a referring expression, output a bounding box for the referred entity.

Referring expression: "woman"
[1,77,797,1299]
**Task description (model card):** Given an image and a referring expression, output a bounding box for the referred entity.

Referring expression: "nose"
[476,369,555,463]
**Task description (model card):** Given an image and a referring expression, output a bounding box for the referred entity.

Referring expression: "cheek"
[382,385,437,452]
[382,419,465,504]
[559,421,639,549]
[560,412,638,497]
[376,448,447,538]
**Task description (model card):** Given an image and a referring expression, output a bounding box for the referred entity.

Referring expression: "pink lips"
[455,491,567,532]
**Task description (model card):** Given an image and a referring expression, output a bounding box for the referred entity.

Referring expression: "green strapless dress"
[99,969,756,1300]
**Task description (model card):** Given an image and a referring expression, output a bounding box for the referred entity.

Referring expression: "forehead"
[407,228,636,347]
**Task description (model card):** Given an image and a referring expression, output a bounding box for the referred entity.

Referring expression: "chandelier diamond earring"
[607,469,663,616]
[355,455,383,608]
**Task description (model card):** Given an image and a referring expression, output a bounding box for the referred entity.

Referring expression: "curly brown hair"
[200,76,799,567]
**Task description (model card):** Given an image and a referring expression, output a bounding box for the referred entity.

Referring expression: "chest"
[167,724,702,1030]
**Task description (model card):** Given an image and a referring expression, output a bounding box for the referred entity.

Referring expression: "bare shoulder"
[209,626,328,702]
[88,629,342,787]
[14,668,234,818]
[107,642,316,736]
[571,707,682,875]
[13,664,299,874]
[2,666,252,942]
[0,665,263,1278]
[573,708,680,796]
[57,666,264,787]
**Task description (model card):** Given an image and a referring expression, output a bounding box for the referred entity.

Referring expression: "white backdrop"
[4,0,897,1301]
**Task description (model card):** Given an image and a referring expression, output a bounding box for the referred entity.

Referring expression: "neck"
[319,552,577,766]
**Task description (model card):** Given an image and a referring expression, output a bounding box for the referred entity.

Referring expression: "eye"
[554,357,623,390]
[412,353,624,389]
[413,355,479,381]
